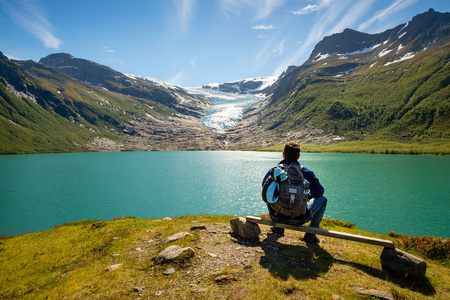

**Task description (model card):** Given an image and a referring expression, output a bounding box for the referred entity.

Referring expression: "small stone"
[331,295,346,300]
[155,291,163,296]
[132,287,141,293]
[111,253,120,258]
[190,225,207,230]
[163,217,172,221]
[155,245,195,264]
[164,232,193,243]
[352,287,394,300]
[214,274,237,284]
[105,264,122,271]
[208,253,218,258]
[191,288,208,293]
[163,267,175,275]
[92,221,108,228]
[112,237,120,240]
[135,247,143,252]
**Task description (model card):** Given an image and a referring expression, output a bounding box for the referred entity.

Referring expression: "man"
[262,141,328,243]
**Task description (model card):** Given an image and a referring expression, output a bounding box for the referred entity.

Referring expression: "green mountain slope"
[241,9,450,143]
[0,52,180,154]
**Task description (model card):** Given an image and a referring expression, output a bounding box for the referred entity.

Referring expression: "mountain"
[202,76,278,95]
[228,9,450,147]
[0,52,224,154]
[1,9,449,154]
[38,53,208,118]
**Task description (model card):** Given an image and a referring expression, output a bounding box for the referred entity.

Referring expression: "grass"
[0,215,448,299]
[243,140,450,155]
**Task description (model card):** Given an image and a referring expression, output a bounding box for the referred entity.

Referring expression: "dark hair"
[283,141,300,159]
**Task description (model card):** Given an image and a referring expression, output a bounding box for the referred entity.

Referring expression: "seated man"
[262,141,328,243]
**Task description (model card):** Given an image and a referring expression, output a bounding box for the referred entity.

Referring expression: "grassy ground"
[0,216,448,299]
[243,140,450,155]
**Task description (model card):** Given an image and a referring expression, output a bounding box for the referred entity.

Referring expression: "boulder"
[155,245,195,265]
[164,232,193,243]
[230,217,261,239]
[380,247,427,278]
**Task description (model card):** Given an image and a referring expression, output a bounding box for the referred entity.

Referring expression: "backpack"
[262,163,309,218]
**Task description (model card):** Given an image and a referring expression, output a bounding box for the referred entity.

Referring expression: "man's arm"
[302,167,324,198]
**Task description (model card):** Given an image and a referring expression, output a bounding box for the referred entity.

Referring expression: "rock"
[214,274,237,284]
[230,217,261,239]
[163,267,175,275]
[190,225,207,230]
[164,232,193,243]
[352,287,394,300]
[331,295,346,300]
[155,245,195,264]
[105,264,122,271]
[191,288,208,293]
[132,287,141,293]
[92,221,108,228]
[380,247,427,278]
[163,217,172,221]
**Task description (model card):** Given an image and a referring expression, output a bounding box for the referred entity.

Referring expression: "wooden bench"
[246,216,395,248]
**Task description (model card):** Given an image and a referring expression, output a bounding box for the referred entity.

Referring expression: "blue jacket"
[262,158,324,199]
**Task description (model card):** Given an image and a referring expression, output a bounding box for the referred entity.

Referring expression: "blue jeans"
[268,195,328,228]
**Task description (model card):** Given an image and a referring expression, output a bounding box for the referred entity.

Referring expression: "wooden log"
[246,216,395,248]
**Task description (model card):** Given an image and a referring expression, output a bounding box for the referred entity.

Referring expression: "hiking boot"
[303,233,320,244]
[270,226,284,236]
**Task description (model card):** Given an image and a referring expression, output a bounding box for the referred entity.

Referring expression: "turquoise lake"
[0,151,449,237]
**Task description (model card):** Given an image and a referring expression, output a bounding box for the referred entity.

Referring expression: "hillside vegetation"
[0,216,448,299]
[257,42,449,143]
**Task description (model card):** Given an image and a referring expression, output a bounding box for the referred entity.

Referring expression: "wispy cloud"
[102,46,115,53]
[1,0,61,49]
[291,4,320,15]
[358,0,418,31]
[167,71,184,85]
[274,0,374,75]
[220,0,286,20]
[251,24,278,30]
[174,0,195,32]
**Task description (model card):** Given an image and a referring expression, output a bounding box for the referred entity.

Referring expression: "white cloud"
[1,0,61,49]
[274,0,374,76]
[175,0,195,32]
[251,24,278,30]
[219,0,285,20]
[358,0,418,31]
[291,4,320,15]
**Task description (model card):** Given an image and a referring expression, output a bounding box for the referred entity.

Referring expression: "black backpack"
[262,163,309,218]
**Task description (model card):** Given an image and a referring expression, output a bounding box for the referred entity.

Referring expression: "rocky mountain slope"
[227,9,449,147]
[0,52,224,153]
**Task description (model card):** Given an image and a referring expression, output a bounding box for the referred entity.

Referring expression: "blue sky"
[0,0,448,87]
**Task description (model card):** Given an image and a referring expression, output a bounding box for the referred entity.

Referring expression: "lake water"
[0,151,449,238]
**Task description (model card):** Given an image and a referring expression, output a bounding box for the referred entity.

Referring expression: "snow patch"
[313,53,330,62]
[396,44,405,53]
[384,52,416,66]
[125,74,181,90]
[378,48,393,57]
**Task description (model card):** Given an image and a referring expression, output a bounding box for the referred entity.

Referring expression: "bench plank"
[246,216,395,248]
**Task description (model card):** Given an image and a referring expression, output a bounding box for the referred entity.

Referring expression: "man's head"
[283,141,300,160]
